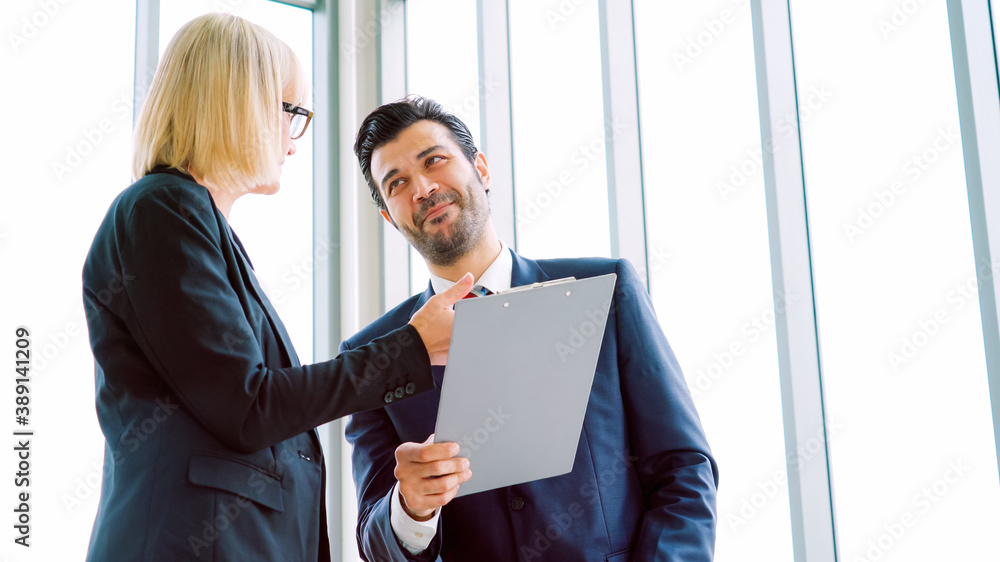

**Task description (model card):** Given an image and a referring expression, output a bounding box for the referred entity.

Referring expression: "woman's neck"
[188,169,241,220]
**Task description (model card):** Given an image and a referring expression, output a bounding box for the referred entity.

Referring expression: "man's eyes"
[386,156,446,195]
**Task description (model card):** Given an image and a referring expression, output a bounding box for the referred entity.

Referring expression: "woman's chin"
[255,182,281,195]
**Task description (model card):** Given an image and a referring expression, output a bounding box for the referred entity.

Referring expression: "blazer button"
[510,497,525,511]
[384,392,394,403]
[405,382,416,395]
[394,386,404,399]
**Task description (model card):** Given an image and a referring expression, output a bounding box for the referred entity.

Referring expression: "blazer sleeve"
[115,183,434,453]
[614,259,719,561]
[342,338,444,562]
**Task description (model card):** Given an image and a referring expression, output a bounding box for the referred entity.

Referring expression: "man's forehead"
[373,120,458,165]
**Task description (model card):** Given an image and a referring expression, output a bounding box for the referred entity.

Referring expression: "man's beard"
[398,178,490,268]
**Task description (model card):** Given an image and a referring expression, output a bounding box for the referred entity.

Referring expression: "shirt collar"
[429,239,513,296]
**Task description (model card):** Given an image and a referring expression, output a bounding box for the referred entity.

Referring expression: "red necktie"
[463,285,493,298]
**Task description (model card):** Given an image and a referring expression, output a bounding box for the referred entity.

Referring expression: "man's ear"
[380,209,397,228]
[475,152,491,192]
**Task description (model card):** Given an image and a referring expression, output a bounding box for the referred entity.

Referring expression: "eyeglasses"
[282,102,314,140]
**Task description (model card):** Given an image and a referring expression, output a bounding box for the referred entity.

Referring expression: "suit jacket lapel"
[510,251,551,287]
[405,284,440,385]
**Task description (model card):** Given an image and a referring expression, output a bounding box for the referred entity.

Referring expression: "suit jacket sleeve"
[614,259,719,561]
[114,183,434,454]
[342,338,444,562]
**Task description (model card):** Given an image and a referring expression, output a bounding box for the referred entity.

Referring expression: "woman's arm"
[112,182,432,453]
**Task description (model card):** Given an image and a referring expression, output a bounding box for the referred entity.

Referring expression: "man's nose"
[412,174,437,201]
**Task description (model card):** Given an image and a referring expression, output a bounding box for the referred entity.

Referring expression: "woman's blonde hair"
[132,13,308,191]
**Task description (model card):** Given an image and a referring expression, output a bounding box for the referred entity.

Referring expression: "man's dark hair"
[354,95,479,212]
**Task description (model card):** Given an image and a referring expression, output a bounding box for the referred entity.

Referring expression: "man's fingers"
[413,467,470,498]
[394,438,468,515]
[395,441,461,463]
[418,476,452,497]
[404,456,467,480]
[434,472,470,501]
[418,442,461,462]
[428,349,448,366]
[435,272,474,306]
[425,457,469,477]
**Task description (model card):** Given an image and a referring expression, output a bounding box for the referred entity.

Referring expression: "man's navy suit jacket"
[82,168,434,561]
[343,252,719,561]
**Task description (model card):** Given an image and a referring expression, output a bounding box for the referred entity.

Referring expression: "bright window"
[790,1,1000,559]
[0,1,136,559]
[508,0,612,259]
[634,1,794,559]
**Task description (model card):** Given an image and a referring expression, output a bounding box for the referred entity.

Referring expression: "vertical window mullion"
[477,0,517,248]
[749,1,838,559]
[598,0,648,284]
[379,0,411,312]
[310,0,345,556]
[134,0,159,128]
[947,0,1000,485]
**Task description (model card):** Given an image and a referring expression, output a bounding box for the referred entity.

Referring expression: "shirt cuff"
[389,481,440,554]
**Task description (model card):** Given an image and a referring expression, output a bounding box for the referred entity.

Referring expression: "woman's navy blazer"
[81,167,434,561]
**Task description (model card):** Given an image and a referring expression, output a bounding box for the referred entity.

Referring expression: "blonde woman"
[82,13,471,561]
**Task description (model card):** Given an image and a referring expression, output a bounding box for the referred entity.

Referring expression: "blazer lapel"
[409,283,435,319]
[225,223,301,368]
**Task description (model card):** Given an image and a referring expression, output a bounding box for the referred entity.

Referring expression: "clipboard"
[434,273,617,497]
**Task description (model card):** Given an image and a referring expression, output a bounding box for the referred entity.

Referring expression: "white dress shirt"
[390,240,513,554]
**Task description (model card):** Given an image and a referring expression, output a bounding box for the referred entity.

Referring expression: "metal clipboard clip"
[496,277,577,295]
